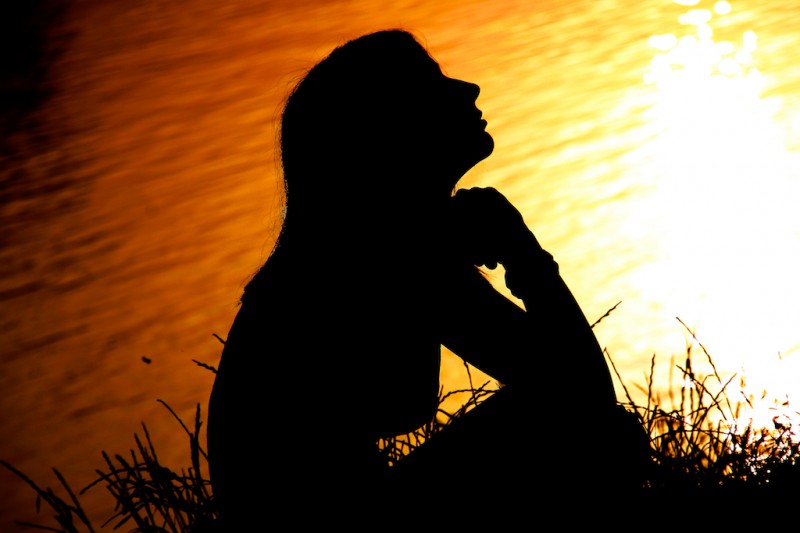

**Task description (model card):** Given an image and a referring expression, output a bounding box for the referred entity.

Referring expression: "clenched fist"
[449,187,539,268]
[449,187,558,299]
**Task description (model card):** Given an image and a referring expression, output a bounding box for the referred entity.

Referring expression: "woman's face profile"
[405,53,495,188]
[280,32,493,198]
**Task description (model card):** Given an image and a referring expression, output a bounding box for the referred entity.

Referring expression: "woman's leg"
[389,385,651,514]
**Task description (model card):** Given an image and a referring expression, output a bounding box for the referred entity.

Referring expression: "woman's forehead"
[400,48,443,76]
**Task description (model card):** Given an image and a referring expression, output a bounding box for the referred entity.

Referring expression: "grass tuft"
[4,314,800,529]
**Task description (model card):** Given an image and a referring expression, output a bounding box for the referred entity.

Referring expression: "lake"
[2,0,800,527]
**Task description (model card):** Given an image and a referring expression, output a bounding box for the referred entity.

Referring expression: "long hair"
[279,30,432,211]
[244,30,437,301]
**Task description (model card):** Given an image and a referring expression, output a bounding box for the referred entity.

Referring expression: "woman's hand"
[450,187,541,269]
[449,190,616,409]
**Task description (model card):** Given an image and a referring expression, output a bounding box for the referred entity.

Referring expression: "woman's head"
[279,30,493,211]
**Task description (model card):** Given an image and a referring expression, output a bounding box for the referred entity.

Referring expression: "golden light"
[639,1,800,429]
[7,4,800,528]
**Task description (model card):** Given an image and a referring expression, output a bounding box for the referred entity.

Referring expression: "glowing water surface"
[2,0,800,527]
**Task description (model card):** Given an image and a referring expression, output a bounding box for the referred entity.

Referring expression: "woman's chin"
[480,132,495,158]
[470,133,494,166]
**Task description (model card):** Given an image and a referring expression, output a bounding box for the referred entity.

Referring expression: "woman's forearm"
[503,241,618,407]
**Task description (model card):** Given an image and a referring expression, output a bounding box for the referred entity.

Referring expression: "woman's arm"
[441,187,617,408]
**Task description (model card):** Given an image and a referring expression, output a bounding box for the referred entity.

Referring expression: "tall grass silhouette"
[4,312,799,531]
[610,318,800,495]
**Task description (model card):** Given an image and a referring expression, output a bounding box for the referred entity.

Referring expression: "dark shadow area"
[0,1,81,250]
[0,1,70,140]
[206,29,652,528]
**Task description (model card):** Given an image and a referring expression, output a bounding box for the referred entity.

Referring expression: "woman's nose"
[456,78,481,100]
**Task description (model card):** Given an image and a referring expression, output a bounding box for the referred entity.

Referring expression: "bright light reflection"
[642,3,800,432]
[679,9,712,26]
[714,1,732,15]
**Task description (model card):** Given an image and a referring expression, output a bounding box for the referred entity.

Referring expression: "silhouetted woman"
[207,29,649,528]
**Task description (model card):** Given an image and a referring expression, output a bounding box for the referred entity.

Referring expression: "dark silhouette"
[207,29,650,528]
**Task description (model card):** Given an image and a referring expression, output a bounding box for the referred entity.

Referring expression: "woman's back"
[206,229,453,521]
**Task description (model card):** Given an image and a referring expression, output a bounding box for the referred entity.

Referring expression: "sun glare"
[640,1,800,425]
